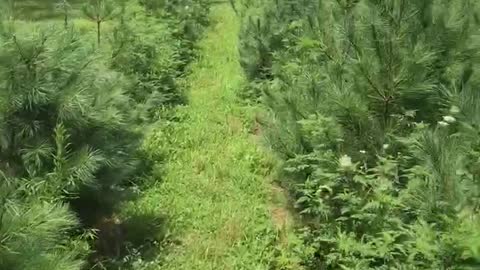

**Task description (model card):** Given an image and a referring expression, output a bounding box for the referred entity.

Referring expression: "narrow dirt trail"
[138,4,299,270]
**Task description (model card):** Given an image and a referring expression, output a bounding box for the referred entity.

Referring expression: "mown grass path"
[138,4,297,269]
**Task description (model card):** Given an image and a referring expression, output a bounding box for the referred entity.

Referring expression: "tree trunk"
[64,12,68,29]
[97,20,101,45]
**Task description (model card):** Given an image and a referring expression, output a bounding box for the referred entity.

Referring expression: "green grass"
[127,4,303,270]
[12,0,84,20]
[7,2,304,268]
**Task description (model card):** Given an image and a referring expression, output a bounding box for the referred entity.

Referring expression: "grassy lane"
[132,4,300,269]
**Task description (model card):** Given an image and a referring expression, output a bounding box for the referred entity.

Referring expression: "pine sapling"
[56,0,71,29]
[82,0,116,45]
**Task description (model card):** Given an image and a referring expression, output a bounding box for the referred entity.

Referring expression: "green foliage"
[56,0,72,28]
[239,0,480,268]
[107,0,211,121]
[0,178,88,270]
[0,26,140,193]
[139,0,210,42]
[120,6,301,269]
[0,0,211,268]
[109,5,183,121]
[9,0,85,20]
[0,25,143,269]
[82,0,116,44]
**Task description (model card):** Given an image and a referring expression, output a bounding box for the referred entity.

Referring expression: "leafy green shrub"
[291,122,480,269]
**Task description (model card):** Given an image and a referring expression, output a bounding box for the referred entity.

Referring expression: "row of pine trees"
[238,0,480,269]
[0,0,210,269]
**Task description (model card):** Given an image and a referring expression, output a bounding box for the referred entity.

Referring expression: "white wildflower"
[405,110,416,118]
[443,115,456,123]
[383,144,389,150]
[359,150,366,154]
[450,106,460,114]
[438,121,449,127]
[339,155,353,169]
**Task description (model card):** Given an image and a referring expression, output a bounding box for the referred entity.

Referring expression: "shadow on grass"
[90,210,172,270]
[68,181,173,270]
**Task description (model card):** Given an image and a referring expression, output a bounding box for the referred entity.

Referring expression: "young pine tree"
[0,20,142,267]
[82,0,116,45]
[239,0,480,268]
[254,0,480,158]
[0,178,87,270]
[56,0,71,28]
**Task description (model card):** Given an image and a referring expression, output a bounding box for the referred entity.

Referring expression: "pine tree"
[0,177,87,270]
[56,0,71,28]
[248,0,480,158]
[82,0,116,45]
[0,18,142,267]
[0,0,213,268]
[239,0,480,268]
